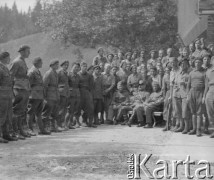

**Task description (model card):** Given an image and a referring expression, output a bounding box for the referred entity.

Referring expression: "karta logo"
[127,154,213,179]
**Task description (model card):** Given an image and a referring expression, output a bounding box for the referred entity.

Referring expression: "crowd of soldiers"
[0,37,214,143]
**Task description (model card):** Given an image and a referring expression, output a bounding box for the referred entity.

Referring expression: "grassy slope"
[0,33,98,74]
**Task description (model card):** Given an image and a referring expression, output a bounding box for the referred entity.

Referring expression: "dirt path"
[0,125,213,180]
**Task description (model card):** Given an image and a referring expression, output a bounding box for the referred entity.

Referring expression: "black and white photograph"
[0,0,214,179]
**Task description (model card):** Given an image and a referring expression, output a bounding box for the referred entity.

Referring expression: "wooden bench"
[128,111,163,127]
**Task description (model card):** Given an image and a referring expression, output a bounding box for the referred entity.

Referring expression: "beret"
[120,60,127,68]
[33,57,42,65]
[50,60,59,67]
[107,53,114,57]
[97,47,104,53]
[60,60,69,66]
[18,45,30,52]
[0,52,10,60]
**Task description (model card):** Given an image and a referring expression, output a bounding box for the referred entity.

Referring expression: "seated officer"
[127,80,151,127]
[107,81,130,125]
[140,82,164,128]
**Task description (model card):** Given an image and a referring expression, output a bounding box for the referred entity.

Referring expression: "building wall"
[178,0,208,45]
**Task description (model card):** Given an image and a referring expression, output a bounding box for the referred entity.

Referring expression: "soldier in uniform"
[187,58,206,137]
[92,47,107,66]
[102,64,115,124]
[127,80,150,127]
[147,50,156,67]
[27,57,50,135]
[127,64,142,94]
[117,60,129,83]
[131,50,138,62]
[191,39,204,66]
[57,61,70,130]
[177,47,183,63]
[135,49,146,66]
[162,48,173,68]
[42,60,61,133]
[143,82,164,128]
[92,65,103,125]
[162,66,172,131]
[65,62,81,128]
[108,81,130,125]
[0,52,17,142]
[78,62,96,128]
[10,45,31,139]
[107,53,114,65]
[204,56,214,138]
[157,49,164,63]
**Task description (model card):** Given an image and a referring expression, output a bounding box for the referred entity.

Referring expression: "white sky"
[0,0,36,12]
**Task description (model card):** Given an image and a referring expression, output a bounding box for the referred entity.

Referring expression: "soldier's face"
[151,52,155,58]
[159,51,163,57]
[114,54,118,59]
[203,56,210,66]
[72,65,79,73]
[62,63,69,71]
[170,59,178,68]
[140,51,145,57]
[195,41,200,49]
[105,65,111,73]
[165,68,170,75]
[98,49,104,56]
[24,48,30,58]
[81,64,87,72]
[138,84,146,91]
[152,85,159,92]
[108,55,113,61]
[52,63,59,70]
[195,60,202,70]
[189,44,194,51]
[118,53,123,59]
[112,67,117,74]
[150,69,156,77]
[37,61,43,69]
[132,66,137,73]
[127,54,131,60]
[183,50,188,57]
[181,61,188,71]
[94,68,100,75]
[117,85,123,91]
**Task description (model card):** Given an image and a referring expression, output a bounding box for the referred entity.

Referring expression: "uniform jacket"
[57,68,70,97]
[127,73,142,92]
[146,90,164,107]
[78,71,94,92]
[131,91,150,104]
[43,68,60,101]
[28,66,44,99]
[0,62,13,99]
[111,90,130,107]
[174,70,189,98]
[68,72,80,98]
[92,73,104,99]
[9,56,30,90]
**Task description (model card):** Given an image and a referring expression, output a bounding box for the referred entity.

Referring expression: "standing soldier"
[10,45,31,139]
[27,57,50,135]
[187,58,206,137]
[42,60,61,133]
[92,65,104,125]
[191,39,203,65]
[162,48,173,68]
[0,52,17,142]
[65,63,81,128]
[92,47,107,66]
[102,64,115,124]
[147,50,156,67]
[135,49,146,66]
[204,56,214,138]
[57,61,70,130]
[79,62,96,128]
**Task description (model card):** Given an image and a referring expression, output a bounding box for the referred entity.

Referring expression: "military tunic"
[42,68,60,125]
[0,62,13,136]
[57,68,70,126]
[127,73,142,93]
[27,66,44,131]
[92,55,107,66]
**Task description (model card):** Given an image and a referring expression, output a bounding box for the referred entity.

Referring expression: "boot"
[203,118,209,134]
[189,115,196,135]
[18,117,31,138]
[175,119,184,133]
[210,132,214,138]
[127,117,134,127]
[88,117,97,128]
[182,118,189,134]
[75,117,81,128]
[196,116,202,137]
[0,137,8,143]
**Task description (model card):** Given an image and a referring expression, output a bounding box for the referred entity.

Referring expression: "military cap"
[194,57,203,62]
[107,53,114,57]
[0,52,10,60]
[18,45,30,52]
[33,57,42,66]
[130,64,137,71]
[50,60,59,67]
[97,47,104,53]
[60,60,69,66]
[87,65,94,71]
[93,65,101,70]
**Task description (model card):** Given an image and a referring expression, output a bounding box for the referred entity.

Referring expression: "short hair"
[33,57,42,66]
[0,52,10,60]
